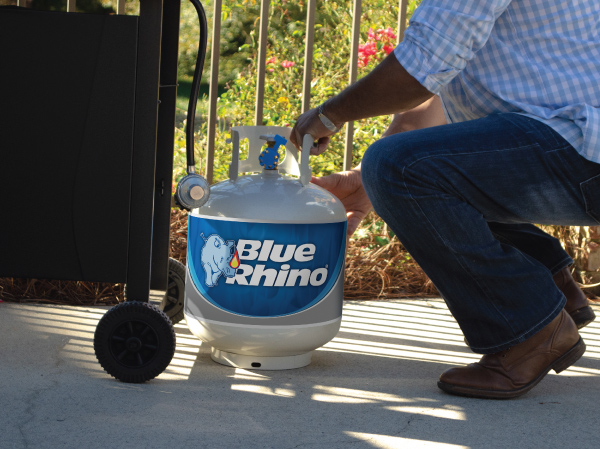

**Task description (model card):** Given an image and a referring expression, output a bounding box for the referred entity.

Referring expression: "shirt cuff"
[393,26,465,95]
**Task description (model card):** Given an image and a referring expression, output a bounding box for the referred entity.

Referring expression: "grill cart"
[0,0,209,382]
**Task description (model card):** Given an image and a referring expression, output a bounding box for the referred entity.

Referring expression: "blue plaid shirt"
[394,0,600,163]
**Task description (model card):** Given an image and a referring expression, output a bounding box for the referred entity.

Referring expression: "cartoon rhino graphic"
[200,233,238,287]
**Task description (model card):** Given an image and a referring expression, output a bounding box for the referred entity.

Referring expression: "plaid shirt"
[394,0,600,163]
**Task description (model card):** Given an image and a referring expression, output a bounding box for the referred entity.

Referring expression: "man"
[290,0,600,399]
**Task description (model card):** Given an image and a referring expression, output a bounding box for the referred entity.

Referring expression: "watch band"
[318,104,340,132]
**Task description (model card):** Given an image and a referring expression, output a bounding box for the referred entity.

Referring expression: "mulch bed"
[2,210,597,305]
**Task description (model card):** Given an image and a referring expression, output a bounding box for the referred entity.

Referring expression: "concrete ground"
[1,297,599,449]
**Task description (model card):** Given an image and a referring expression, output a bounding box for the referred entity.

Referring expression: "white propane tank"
[184,126,347,370]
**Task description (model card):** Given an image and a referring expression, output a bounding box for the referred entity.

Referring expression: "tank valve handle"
[259,134,287,170]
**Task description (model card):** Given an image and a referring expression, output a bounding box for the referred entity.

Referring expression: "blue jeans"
[361,113,600,353]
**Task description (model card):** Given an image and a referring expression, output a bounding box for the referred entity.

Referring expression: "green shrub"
[174,0,421,186]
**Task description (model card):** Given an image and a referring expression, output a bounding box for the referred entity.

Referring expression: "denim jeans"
[361,113,600,353]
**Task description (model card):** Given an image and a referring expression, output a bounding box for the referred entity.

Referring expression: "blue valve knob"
[259,134,287,170]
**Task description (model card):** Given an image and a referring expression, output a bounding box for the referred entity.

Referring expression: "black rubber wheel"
[94,301,176,383]
[160,258,186,325]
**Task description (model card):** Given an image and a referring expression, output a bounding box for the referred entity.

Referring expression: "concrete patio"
[1,298,599,448]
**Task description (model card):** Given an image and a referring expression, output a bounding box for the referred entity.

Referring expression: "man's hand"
[290,107,336,155]
[311,167,372,236]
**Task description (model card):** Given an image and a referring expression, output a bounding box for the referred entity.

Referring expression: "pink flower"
[384,27,397,40]
[281,60,295,68]
[358,56,370,68]
[358,42,377,56]
[266,56,276,64]
[357,25,397,67]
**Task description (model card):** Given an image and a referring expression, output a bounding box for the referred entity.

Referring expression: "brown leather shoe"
[439,309,585,399]
[553,267,596,329]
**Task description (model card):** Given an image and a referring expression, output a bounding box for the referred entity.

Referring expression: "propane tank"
[184,126,347,370]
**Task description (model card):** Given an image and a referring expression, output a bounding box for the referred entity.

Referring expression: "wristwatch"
[318,104,340,133]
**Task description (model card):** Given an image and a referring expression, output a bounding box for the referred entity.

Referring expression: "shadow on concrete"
[2,299,599,448]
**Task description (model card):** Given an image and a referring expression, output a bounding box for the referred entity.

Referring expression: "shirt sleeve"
[394,0,513,94]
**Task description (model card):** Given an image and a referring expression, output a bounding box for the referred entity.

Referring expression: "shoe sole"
[438,337,586,400]
[570,306,596,329]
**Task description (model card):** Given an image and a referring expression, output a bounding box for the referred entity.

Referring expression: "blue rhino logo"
[200,233,238,287]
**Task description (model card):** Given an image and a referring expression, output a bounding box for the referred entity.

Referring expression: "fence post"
[205,0,222,184]
[343,0,361,171]
[302,0,317,113]
[117,0,126,15]
[398,0,408,42]
[254,0,270,126]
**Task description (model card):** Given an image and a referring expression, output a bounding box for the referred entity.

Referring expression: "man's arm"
[382,96,447,137]
[322,53,433,126]
[290,53,433,151]
[309,96,446,235]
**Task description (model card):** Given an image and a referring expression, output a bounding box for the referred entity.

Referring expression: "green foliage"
[175,0,421,187]
[98,0,139,15]
[28,0,115,13]
[179,0,261,84]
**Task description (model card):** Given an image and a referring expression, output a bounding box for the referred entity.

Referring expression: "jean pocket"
[581,174,600,224]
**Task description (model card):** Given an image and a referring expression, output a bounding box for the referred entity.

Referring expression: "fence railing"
[15,0,126,13]
[206,0,409,182]
[14,0,410,182]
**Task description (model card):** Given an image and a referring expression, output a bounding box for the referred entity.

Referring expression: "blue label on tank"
[187,215,346,317]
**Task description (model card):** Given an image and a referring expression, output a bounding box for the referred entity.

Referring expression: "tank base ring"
[210,348,312,370]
